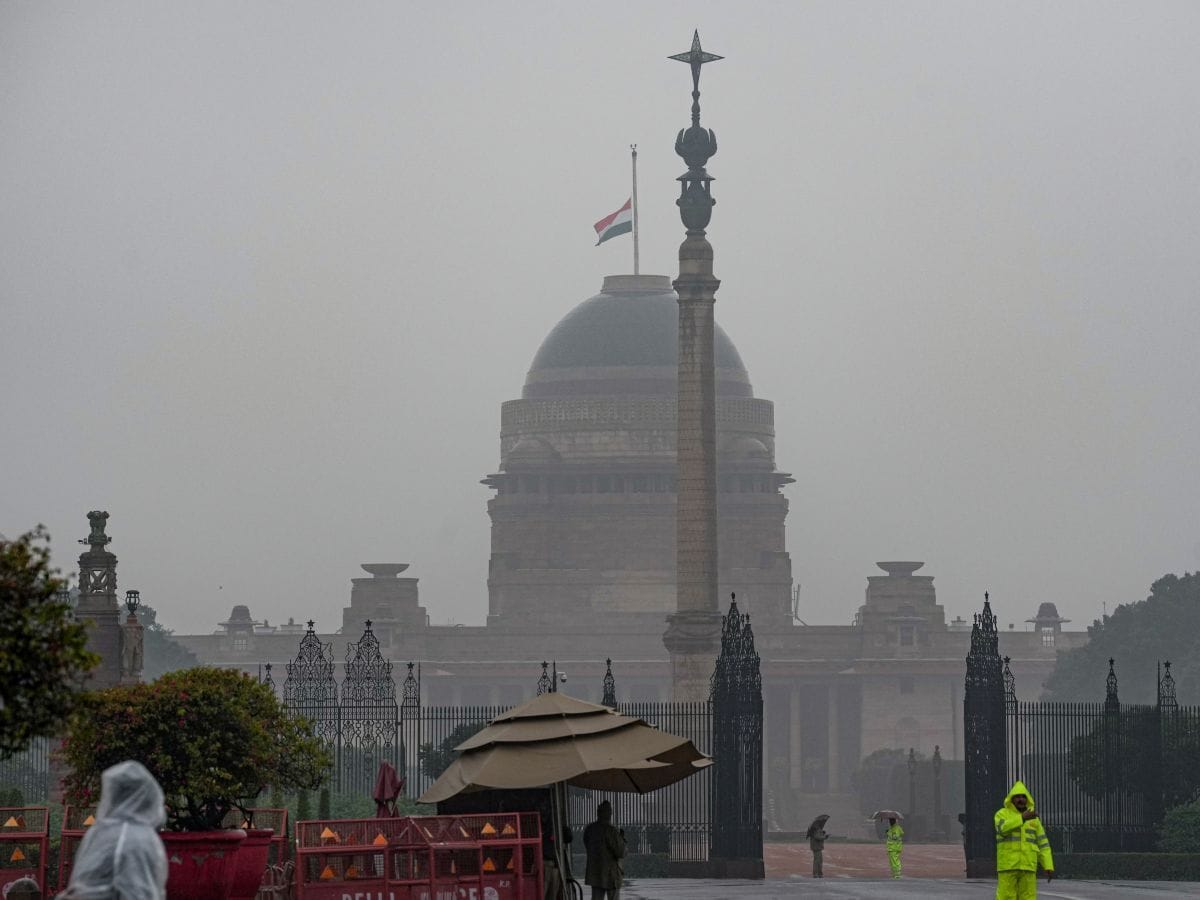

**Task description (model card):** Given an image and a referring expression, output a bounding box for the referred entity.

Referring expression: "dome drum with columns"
[483,274,794,632]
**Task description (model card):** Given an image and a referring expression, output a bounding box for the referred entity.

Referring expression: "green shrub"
[1055,852,1200,880]
[61,667,331,831]
[1161,801,1200,853]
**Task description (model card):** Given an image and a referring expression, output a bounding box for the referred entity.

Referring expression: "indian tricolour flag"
[594,199,633,245]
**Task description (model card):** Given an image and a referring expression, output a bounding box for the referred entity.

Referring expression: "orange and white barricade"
[0,806,49,894]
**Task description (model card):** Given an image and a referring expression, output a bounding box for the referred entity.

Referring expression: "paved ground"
[765,842,964,879]
[622,878,1200,898]
[617,845,1200,898]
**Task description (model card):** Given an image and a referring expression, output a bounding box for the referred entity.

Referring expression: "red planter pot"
[229,828,274,900]
[161,829,246,900]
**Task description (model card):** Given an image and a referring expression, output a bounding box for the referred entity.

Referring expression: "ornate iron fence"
[278,596,763,871]
[1004,658,1200,853]
[0,736,50,803]
[281,620,397,797]
[569,700,713,867]
[965,596,1200,868]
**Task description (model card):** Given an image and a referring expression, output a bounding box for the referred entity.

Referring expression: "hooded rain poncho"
[59,760,168,899]
[994,780,1053,874]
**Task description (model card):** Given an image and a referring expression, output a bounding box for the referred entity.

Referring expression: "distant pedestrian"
[994,780,1054,899]
[57,760,167,900]
[805,814,829,878]
[885,817,904,878]
[582,800,625,900]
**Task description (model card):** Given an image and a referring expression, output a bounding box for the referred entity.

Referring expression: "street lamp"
[124,589,141,617]
[932,745,943,839]
[907,748,917,831]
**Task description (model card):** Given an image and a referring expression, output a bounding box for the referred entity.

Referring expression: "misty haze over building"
[3,3,1199,638]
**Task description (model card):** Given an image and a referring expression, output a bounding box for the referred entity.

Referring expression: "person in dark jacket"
[806,817,828,878]
[582,800,625,900]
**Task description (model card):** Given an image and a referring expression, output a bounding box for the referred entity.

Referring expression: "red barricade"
[0,806,49,894]
[296,815,415,899]
[296,812,542,900]
[58,805,97,892]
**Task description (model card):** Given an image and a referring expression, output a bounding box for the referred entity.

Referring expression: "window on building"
[899,624,915,647]
[1041,627,1055,648]
[232,637,248,653]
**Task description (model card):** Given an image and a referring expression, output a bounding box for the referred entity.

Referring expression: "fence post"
[602,658,617,709]
[963,592,1006,878]
[708,594,764,878]
[932,745,943,840]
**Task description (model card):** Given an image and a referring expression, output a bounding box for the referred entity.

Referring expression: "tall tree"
[1044,572,1200,704]
[0,528,98,758]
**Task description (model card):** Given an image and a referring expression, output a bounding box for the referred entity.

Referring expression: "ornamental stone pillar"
[664,31,725,700]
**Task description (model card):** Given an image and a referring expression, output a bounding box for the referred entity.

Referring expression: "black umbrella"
[806,813,830,838]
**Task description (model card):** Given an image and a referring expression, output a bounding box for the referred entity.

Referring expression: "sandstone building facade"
[175,273,1086,830]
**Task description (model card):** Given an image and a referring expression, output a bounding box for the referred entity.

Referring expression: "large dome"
[523,274,752,399]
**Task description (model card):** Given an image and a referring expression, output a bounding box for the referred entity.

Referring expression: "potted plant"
[61,667,330,900]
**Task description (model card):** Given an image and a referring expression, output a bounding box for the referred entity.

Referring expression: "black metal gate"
[281,620,398,797]
[964,596,1200,869]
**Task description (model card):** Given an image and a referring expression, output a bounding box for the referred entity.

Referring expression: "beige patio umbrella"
[418,692,712,803]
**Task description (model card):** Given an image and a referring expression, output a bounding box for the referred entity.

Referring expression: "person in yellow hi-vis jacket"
[994,781,1055,899]
[885,817,904,878]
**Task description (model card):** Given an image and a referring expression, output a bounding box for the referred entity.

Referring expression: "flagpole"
[631,144,640,275]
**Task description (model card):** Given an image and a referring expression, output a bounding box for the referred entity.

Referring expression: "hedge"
[1055,853,1200,880]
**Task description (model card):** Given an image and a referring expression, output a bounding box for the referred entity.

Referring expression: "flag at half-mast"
[594,199,633,245]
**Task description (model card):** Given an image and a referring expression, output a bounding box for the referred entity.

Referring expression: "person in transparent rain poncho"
[57,761,168,899]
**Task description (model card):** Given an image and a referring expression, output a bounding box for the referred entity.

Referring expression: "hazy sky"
[3,2,1198,637]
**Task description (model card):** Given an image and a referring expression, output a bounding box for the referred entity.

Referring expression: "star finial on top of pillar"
[668,30,724,86]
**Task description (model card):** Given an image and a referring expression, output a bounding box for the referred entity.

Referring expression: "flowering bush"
[62,667,331,831]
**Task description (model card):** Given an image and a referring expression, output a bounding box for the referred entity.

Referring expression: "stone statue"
[86,510,111,547]
[121,615,144,683]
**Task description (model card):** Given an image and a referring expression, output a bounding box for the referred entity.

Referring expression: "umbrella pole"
[552,781,582,900]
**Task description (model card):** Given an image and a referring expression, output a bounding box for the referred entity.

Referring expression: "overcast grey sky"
[3,2,1198,636]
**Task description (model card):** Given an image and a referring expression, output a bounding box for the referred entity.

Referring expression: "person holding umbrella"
[872,810,905,879]
[885,816,904,878]
[805,814,829,878]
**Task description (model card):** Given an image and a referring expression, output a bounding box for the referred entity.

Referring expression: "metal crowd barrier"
[0,807,49,893]
[295,812,542,900]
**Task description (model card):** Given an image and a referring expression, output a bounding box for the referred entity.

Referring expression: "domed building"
[170,273,1089,836]
[482,274,795,633]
